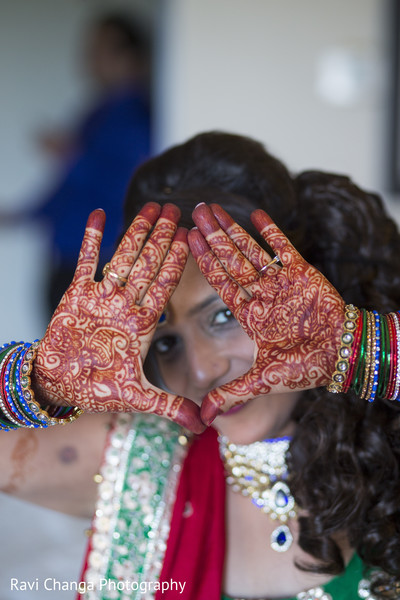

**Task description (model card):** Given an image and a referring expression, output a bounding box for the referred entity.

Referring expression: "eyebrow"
[186,295,223,318]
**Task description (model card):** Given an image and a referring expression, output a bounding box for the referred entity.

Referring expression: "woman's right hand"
[189,203,345,426]
[32,203,205,434]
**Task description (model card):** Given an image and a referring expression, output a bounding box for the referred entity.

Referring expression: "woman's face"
[149,256,299,443]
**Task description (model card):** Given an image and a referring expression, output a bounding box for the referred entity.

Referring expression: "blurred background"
[0,0,399,340]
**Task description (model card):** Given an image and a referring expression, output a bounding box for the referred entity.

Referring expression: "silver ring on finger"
[259,255,280,275]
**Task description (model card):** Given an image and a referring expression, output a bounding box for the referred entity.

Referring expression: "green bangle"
[353,309,367,395]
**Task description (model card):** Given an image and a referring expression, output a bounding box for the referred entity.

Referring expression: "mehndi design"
[32,203,204,433]
[189,203,345,425]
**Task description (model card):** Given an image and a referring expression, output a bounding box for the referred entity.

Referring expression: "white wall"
[157,0,389,189]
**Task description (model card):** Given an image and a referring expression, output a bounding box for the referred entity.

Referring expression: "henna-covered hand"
[188,203,345,426]
[32,203,204,433]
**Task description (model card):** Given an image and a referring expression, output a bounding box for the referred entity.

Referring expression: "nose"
[186,337,231,399]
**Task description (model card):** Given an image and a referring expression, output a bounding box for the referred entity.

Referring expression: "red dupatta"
[156,427,226,600]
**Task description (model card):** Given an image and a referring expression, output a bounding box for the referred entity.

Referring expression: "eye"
[210,307,236,326]
[152,335,179,357]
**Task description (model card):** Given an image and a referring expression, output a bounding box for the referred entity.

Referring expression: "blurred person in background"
[0,12,152,315]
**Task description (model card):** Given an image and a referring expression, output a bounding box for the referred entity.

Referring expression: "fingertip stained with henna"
[210,203,235,230]
[201,404,221,427]
[173,227,189,244]
[174,402,206,435]
[160,203,181,223]
[87,208,106,233]
[139,202,161,225]
[250,209,273,231]
[192,203,220,235]
[187,229,210,257]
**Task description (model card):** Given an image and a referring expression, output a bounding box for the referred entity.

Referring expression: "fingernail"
[201,405,222,426]
[192,204,220,235]
[210,204,235,229]
[187,229,209,257]
[174,401,206,434]
[194,202,206,209]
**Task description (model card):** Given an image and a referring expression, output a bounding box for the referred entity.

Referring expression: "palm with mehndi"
[188,203,345,426]
[32,202,204,433]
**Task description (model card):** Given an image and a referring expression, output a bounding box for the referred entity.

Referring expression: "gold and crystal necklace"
[218,435,297,552]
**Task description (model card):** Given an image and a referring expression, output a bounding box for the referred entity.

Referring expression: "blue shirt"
[32,86,151,266]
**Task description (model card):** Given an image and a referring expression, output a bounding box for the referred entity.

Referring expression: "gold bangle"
[327,305,359,393]
[21,341,83,426]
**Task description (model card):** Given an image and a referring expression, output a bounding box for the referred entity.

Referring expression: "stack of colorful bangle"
[327,305,400,402]
[0,340,83,431]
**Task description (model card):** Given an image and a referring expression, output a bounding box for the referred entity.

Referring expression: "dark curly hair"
[123,131,400,592]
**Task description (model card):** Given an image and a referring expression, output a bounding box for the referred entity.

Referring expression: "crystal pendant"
[270,524,293,552]
[271,481,295,515]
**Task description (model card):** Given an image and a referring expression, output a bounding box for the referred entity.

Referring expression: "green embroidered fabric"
[82,414,188,600]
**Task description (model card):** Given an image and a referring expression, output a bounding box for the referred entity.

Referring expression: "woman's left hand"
[189,203,346,425]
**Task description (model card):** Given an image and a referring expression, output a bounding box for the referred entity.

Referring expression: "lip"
[221,403,245,417]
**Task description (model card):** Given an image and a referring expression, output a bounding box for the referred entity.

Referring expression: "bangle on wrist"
[326,304,359,394]
[327,307,400,403]
[0,340,83,430]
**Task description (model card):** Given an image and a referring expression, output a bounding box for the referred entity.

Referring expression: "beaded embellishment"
[327,304,359,393]
[218,435,297,552]
[81,413,189,600]
[358,570,400,599]
[296,589,332,600]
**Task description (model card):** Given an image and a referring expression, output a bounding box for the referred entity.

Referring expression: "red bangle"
[388,312,400,400]
[385,314,397,399]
